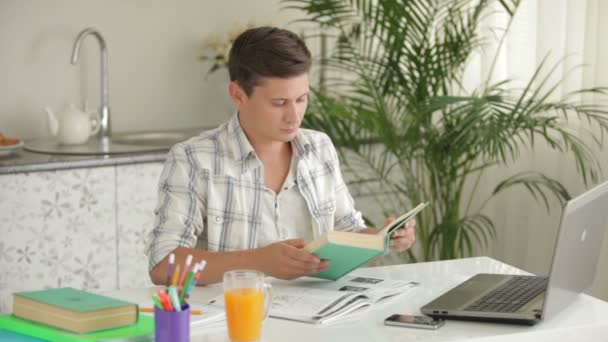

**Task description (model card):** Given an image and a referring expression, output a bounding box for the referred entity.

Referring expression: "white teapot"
[45,104,100,145]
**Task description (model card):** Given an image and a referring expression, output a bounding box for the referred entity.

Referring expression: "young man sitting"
[146,26,416,285]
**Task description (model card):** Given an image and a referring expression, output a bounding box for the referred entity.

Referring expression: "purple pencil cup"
[154,304,190,342]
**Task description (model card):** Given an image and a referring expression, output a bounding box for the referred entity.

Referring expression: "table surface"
[106,257,608,342]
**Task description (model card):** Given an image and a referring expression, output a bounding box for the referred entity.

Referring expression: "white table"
[108,257,608,341]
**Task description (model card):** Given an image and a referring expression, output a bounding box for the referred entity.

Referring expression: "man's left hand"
[386,217,416,252]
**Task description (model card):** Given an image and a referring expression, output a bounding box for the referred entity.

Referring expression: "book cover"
[306,243,384,280]
[305,202,429,280]
[13,287,138,333]
[15,288,135,313]
[0,314,153,342]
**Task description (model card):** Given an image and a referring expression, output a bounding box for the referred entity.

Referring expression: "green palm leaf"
[286,0,608,260]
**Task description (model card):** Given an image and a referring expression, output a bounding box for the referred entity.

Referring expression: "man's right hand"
[254,239,330,280]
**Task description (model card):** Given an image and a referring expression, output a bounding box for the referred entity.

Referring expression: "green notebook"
[13,288,138,333]
[304,202,429,280]
[15,287,135,313]
[0,314,154,342]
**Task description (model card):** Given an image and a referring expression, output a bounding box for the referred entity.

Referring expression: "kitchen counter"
[0,148,167,174]
[0,125,220,174]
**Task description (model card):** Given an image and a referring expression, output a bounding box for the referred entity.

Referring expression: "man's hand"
[385,217,416,252]
[254,239,330,280]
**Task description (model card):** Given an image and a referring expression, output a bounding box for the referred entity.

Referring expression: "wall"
[0,0,305,139]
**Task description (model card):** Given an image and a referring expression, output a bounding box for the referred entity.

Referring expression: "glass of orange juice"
[223,270,272,342]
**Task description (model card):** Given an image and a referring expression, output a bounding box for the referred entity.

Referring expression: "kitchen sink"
[24,127,211,155]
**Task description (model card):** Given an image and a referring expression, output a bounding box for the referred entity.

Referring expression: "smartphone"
[384,314,444,330]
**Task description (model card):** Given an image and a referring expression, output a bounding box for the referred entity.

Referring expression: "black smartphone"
[384,314,444,330]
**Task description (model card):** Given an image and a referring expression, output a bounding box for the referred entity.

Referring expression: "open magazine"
[209,275,418,324]
[270,276,418,324]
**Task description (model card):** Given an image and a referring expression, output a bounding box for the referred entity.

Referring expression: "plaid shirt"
[145,114,365,270]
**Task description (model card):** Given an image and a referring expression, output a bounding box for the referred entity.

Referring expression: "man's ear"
[228,81,247,106]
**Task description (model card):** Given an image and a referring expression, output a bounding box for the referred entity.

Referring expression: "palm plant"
[284,0,608,261]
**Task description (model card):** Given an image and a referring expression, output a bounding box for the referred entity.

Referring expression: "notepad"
[139,302,226,328]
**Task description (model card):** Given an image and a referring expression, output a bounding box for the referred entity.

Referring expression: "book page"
[188,303,226,328]
[318,297,371,323]
[270,286,370,322]
[206,287,361,324]
[379,202,430,237]
[207,276,419,324]
[266,275,418,323]
[288,275,418,303]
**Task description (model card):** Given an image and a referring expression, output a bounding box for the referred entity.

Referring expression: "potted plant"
[283,0,608,261]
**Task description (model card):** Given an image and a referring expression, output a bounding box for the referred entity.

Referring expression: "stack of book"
[0,287,154,341]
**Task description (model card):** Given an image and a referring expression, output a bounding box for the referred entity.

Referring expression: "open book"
[269,275,418,324]
[304,202,429,280]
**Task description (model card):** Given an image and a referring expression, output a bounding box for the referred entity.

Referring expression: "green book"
[12,287,139,333]
[0,314,154,342]
[304,202,429,280]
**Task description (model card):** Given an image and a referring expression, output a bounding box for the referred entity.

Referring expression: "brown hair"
[228,26,311,96]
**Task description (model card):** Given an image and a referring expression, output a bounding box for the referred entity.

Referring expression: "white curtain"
[467,0,608,300]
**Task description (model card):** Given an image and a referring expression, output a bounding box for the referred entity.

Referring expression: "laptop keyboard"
[464,276,548,313]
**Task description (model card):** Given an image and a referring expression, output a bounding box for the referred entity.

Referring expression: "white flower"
[200,21,271,75]
[228,25,247,41]
[204,32,222,50]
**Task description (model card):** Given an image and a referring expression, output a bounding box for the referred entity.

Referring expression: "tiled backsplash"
[0,163,163,312]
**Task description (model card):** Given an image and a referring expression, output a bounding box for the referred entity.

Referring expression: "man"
[146,26,415,285]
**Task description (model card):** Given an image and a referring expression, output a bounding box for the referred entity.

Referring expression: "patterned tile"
[0,167,117,312]
[116,163,164,289]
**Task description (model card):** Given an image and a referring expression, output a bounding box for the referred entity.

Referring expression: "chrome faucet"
[70,28,111,140]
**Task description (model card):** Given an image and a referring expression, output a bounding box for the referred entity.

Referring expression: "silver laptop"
[421,180,608,325]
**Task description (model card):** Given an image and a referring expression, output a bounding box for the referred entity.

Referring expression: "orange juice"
[225,287,265,342]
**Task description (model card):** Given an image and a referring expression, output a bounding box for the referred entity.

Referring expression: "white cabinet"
[116,163,163,289]
[0,163,163,312]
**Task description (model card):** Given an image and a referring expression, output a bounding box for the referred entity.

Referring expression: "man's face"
[230,73,309,145]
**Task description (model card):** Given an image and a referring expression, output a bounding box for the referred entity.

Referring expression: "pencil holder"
[154,304,190,342]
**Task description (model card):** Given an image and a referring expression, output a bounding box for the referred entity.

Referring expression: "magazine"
[270,276,418,324]
[208,275,418,324]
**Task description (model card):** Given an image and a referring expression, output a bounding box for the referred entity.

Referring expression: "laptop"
[421,180,608,325]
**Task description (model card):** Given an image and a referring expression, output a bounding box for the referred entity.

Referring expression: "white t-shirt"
[256,150,314,247]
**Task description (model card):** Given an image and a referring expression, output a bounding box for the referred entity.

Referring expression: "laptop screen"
[542,180,608,319]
